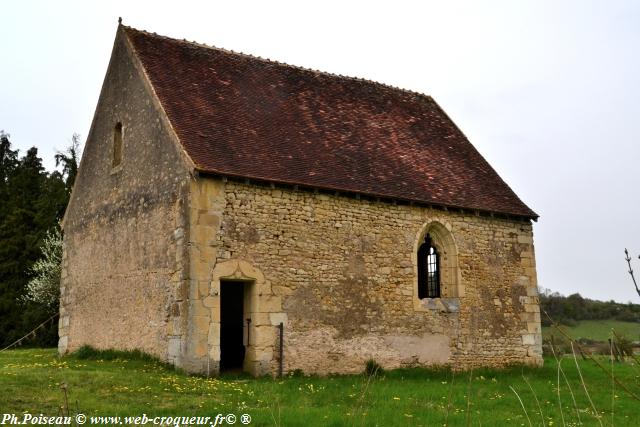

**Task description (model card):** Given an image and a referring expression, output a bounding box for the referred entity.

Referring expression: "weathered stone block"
[441,298,459,312]
[256,296,282,313]
[209,345,220,360]
[208,322,220,344]
[251,312,271,326]
[58,335,68,354]
[524,303,538,313]
[168,337,182,358]
[202,295,219,308]
[191,300,209,317]
[269,312,288,326]
[253,326,276,347]
[198,212,221,227]
[194,340,208,357]
[194,315,210,335]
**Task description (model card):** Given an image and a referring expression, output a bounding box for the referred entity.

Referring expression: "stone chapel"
[58,24,542,375]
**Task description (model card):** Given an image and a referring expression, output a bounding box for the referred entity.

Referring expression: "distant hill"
[539,289,640,327]
[542,319,640,342]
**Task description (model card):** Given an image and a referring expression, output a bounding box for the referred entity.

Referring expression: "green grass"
[543,320,640,342]
[2,348,640,426]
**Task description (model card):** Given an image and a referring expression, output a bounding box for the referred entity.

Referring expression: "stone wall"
[59,29,191,363]
[188,177,542,375]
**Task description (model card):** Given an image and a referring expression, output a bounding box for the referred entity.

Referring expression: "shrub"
[614,334,634,358]
[288,369,305,378]
[365,359,384,377]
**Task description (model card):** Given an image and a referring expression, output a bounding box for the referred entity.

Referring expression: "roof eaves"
[195,167,539,221]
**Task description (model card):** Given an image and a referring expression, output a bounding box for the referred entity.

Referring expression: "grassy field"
[542,320,640,342]
[2,348,640,426]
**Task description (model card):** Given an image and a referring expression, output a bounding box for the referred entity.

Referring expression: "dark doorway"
[220,280,246,372]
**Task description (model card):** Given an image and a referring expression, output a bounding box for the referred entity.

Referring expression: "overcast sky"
[2,1,639,302]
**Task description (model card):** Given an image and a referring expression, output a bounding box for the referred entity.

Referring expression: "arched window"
[413,222,460,306]
[113,122,123,167]
[418,234,440,298]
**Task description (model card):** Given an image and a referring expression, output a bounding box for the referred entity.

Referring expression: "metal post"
[278,322,284,378]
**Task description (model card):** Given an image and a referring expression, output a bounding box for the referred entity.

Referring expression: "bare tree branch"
[624,248,640,298]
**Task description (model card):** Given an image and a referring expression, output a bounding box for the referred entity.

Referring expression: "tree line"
[539,288,640,326]
[0,131,78,348]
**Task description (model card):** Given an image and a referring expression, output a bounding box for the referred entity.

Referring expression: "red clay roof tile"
[123,26,537,219]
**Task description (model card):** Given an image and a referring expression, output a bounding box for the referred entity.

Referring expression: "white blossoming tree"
[24,227,62,311]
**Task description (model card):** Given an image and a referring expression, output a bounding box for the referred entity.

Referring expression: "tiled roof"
[123,26,537,219]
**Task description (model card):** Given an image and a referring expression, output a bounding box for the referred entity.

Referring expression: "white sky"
[2,1,639,302]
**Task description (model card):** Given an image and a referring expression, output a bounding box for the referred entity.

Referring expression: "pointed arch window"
[418,234,440,298]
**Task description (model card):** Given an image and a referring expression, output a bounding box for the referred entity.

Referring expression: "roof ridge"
[122,25,434,104]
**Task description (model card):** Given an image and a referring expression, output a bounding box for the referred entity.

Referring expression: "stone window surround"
[412,220,462,313]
